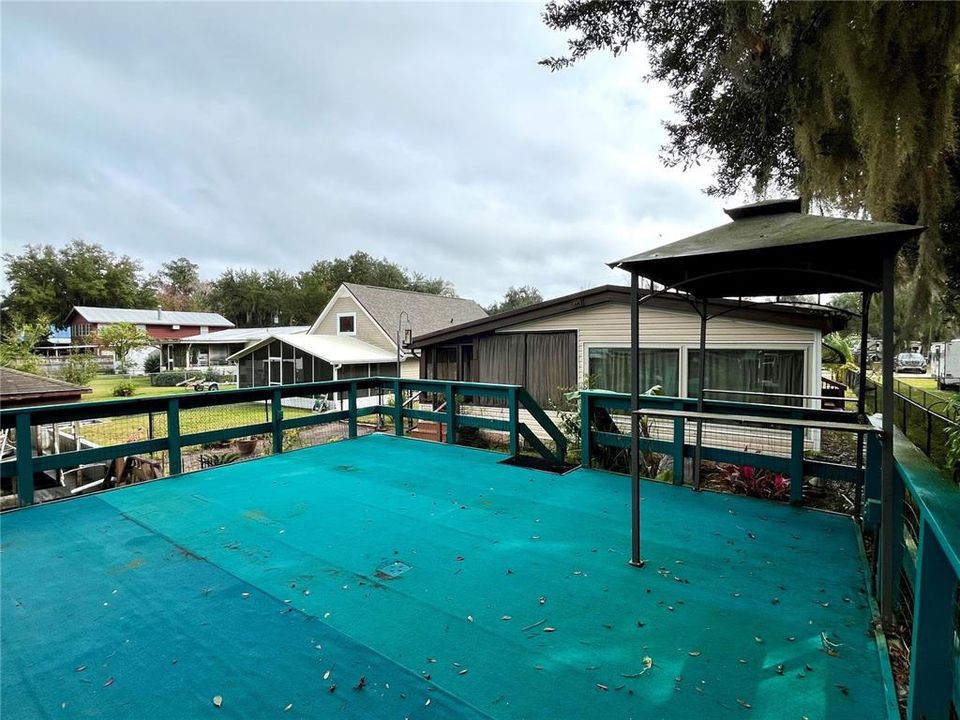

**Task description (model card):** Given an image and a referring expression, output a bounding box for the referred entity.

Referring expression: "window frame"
[336,312,357,336]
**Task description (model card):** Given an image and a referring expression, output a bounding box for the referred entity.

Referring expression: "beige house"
[229,283,487,390]
[413,285,848,409]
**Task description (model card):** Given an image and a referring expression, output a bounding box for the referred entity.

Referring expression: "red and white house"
[64,306,234,370]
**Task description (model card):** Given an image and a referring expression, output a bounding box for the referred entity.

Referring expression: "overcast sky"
[2,2,749,306]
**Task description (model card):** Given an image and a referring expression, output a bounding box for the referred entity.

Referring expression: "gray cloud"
[2,1,744,305]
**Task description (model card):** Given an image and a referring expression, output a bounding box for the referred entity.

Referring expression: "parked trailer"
[929,340,960,390]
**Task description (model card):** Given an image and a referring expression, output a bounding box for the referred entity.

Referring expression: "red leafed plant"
[716,464,790,500]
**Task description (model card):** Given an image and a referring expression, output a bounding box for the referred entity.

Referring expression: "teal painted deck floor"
[1,434,889,719]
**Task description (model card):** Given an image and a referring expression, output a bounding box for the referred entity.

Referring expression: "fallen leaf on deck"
[543,627,556,633]
[104,677,114,687]
[74,665,86,672]
[458,669,468,675]
[323,670,331,680]
[754,636,763,644]
[688,651,701,657]
[501,615,512,621]
[596,684,608,691]
[212,695,222,708]
[737,698,752,709]
[284,703,293,712]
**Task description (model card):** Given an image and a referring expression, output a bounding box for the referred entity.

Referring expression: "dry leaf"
[425,698,431,706]
[467,615,474,623]
[543,627,556,633]
[501,615,512,621]
[104,677,115,687]
[284,703,293,712]
[74,665,86,672]
[458,669,468,676]
[212,695,223,708]
[596,683,608,691]
[688,651,701,657]
[323,670,331,680]
[737,698,752,708]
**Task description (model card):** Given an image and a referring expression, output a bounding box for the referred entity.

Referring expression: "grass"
[77,398,313,447]
[893,375,957,405]
[81,374,228,402]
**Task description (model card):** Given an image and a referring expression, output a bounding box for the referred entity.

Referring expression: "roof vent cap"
[724,197,802,221]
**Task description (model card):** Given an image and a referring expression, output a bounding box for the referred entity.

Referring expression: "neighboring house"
[229,283,488,392]
[411,285,849,409]
[159,326,309,372]
[64,306,234,372]
[0,368,91,408]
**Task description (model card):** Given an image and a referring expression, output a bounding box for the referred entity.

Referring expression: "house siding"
[501,302,820,399]
[313,295,394,352]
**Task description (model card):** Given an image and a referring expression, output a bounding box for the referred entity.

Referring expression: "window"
[587,348,680,396]
[337,313,356,335]
[687,349,804,405]
[200,326,209,335]
[72,323,93,339]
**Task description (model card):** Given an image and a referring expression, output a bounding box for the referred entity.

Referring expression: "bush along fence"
[845,369,958,481]
[0,377,566,508]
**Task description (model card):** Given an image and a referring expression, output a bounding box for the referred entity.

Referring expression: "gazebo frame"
[609,198,924,621]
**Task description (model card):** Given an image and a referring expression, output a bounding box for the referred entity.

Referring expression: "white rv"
[929,340,960,390]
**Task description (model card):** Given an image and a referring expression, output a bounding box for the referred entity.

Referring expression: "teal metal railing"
[863,421,960,720]
[579,390,867,499]
[0,377,567,507]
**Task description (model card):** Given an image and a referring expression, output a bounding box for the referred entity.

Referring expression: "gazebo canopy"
[609,198,924,297]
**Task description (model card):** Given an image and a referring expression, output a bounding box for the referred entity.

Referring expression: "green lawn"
[894,375,957,405]
[79,401,312,447]
[81,375,236,402]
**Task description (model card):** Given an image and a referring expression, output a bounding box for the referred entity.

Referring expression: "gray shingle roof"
[70,306,234,328]
[0,368,91,402]
[343,284,487,339]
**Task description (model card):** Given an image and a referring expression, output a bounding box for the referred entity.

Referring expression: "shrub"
[143,351,161,374]
[112,380,137,397]
[203,369,231,383]
[152,371,187,387]
[715,464,790,500]
[57,354,99,385]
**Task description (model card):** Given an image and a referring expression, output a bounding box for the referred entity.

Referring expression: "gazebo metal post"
[629,271,644,567]
[880,255,896,621]
[854,292,871,518]
[693,299,708,491]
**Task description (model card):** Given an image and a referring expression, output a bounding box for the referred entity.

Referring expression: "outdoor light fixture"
[396,311,411,378]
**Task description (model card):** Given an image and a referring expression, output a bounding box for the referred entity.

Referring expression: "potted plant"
[236,437,259,456]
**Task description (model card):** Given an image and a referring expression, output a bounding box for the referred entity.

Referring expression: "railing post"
[393,378,403,437]
[508,387,519,456]
[15,412,34,506]
[906,520,954,720]
[863,430,882,528]
[445,383,456,444]
[348,382,358,439]
[272,389,283,454]
[580,392,591,468]
[789,426,804,504]
[167,398,182,475]
[672,400,685,485]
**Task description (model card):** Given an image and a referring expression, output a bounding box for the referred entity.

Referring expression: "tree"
[487,286,544,314]
[542,1,960,339]
[0,317,49,375]
[2,239,157,328]
[152,257,208,312]
[93,322,152,372]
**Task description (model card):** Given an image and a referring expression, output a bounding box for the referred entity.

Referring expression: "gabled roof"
[226,333,397,365]
[608,198,924,296]
[0,368,91,404]
[176,326,309,344]
[341,284,488,340]
[67,306,234,328]
[412,284,849,347]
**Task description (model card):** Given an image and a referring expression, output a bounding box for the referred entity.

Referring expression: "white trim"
[582,340,815,401]
[308,285,398,349]
[336,312,358,336]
